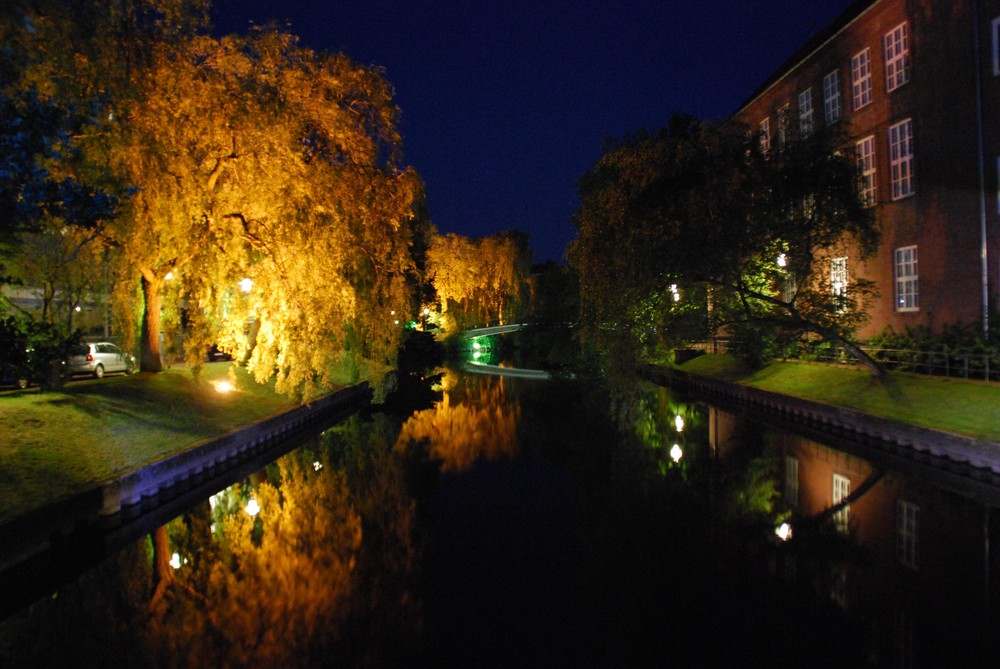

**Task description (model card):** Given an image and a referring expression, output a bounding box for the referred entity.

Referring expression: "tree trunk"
[148,525,174,610]
[140,274,163,372]
[825,329,886,382]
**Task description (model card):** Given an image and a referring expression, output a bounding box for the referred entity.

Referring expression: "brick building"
[736,0,1000,338]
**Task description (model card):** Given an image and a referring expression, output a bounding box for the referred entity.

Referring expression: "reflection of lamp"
[245,497,260,516]
[670,443,683,462]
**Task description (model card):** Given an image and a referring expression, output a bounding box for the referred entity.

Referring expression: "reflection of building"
[766,426,1000,666]
[736,0,1000,336]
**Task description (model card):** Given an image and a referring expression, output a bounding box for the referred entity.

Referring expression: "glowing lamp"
[674,415,685,432]
[775,522,792,541]
[670,444,683,462]
[213,380,234,394]
[777,253,788,267]
[245,498,260,517]
[239,277,253,293]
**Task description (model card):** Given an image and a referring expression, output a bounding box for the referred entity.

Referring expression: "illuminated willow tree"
[426,230,532,332]
[6,1,428,395]
[568,115,883,378]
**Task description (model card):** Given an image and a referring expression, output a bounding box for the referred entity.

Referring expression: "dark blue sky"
[213,1,855,264]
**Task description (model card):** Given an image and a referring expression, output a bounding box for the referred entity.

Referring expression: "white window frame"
[833,473,850,533]
[831,257,848,311]
[889,118,915,199]
[852,48,873,110]
[856,135,877,207]
[759,116,771,154]
[798,88,814,137]
[895,245,919,312]
[993,17,1000,76]
[777,103,790,150]
[884,22,910,92]
[784,456,799,506]
[823,70,841,124]
[896,500,919,570]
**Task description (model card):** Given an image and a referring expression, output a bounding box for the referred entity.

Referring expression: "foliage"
[568,113,881,376]
[3,2,428,396]
[426,230,533,332]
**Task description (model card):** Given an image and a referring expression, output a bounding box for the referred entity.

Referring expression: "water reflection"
[2,373,999,666]
[396,370,519,471]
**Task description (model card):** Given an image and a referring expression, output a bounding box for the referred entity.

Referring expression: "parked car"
[67,342,135,378]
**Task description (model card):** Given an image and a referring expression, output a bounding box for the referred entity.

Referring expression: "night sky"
[212,1,856,264]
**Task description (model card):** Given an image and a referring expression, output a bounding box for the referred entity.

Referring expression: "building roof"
[735,0,881,115]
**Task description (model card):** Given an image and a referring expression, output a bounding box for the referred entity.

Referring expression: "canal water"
[1,367,998,667]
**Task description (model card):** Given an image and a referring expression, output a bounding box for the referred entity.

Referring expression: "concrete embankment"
[644,365,1000,501]
[0,382,372,620]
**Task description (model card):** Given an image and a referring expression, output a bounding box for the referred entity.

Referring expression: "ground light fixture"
[213,380,235,394]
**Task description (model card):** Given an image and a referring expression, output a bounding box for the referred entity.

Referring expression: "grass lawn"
[679,354,1000,443]
[0,363,304,525]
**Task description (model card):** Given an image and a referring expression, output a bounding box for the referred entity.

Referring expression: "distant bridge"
[461,323,529,338]
[463,362,550,380]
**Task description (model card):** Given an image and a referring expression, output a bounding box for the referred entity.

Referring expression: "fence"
[690,339,1000,383]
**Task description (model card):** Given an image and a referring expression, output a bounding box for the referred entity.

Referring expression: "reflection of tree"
[0,416,421,668]
[396,375,519,471]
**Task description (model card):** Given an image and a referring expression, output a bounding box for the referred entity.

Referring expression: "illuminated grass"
[679,355,1000,442]
[0,363,305,524]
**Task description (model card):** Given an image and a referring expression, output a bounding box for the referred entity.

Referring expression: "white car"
[67,342,136,378]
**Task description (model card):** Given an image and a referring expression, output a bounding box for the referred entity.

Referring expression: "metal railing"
[688,339,1000,383]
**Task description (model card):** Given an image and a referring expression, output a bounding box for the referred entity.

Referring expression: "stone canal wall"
[643,365,1000,481]
[0,383,372,588]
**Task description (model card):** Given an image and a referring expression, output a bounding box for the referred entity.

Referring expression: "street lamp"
[239,277,253,294]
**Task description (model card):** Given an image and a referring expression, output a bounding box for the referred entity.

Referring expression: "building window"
[784,456,799,506]
[831,257,848,311]
[884,22,910,92]
[893,609,916,669]
[852,48,873,110]
[823,69,841,123]
[993,17,1000,76]
[830,566,848,609]
[759,116,771,154]
[889,119,915,199]
[896,500,919,570]
[833,473,850,533]
[856,135,877,207]
[799,88,814,136]
[895,245,919,311]
[777,104,790,150]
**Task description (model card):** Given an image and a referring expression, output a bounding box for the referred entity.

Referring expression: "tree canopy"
[568,114,881,376]
[3,1,430,396]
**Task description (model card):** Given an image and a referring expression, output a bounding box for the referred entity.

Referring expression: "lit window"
[831,257,848,311]
[896,500,919,569]
[851,48,873,110]
[884,22,910,92]
[895,245,919,311]
[856,135,877,207]
[784,456,799,506]
[889,118,915,199]
[759,116,771,153]
[833,473,850,533]
[798,88,814,137]
[823,69,841,123]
